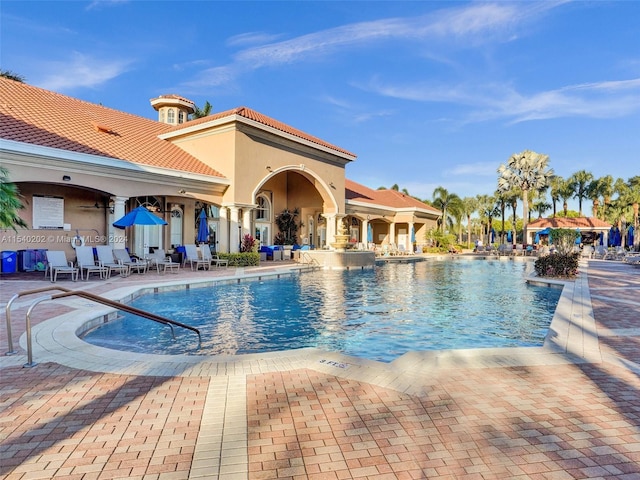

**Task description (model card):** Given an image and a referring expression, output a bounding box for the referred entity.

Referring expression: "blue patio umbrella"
[575,228,581,244]
[113,206,167,229]
[410,225,415,243]
[534,232,540,244]
[599,231,604,245]
[507,230,512,243]
[613,227,622,246]
[367,223,373,243]
[628,226,635,247]
[196,209,209,244]
[490,228,495,243]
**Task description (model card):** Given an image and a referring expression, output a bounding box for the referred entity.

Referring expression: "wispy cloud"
[37,52,132,91]
[85,0,128,11]
[443,162,499,177]
[183,2,560,91]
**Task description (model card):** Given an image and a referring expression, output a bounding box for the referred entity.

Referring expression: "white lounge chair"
[113,249,148,274]
[45,250,78,282]
[202,246,229,268]
[75,246,107,280]
[96,245,129,278]
[183,244,209,270]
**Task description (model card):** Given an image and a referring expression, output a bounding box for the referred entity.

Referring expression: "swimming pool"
[82,259,562,362]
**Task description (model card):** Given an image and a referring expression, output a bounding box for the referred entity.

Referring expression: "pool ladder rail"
[5,287,201,368]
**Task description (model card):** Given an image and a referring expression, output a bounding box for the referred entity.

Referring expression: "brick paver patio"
[1,258,639,479]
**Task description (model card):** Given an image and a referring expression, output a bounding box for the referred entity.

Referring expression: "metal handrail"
[5,286,73,355]
[16,289,201,367]
[300,251,320,266]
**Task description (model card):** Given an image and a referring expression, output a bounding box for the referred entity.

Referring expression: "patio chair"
[113,248,148,274]
[95,245,130,278]
[183,244,209,270]
[75,246,108,280]
[45,250,78,282]
[201,246,229,268]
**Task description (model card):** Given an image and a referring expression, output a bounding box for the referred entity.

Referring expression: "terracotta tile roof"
[528,217,612,229]
[170,106,356,158]
[345,179,441,214]
[0,77,224,178]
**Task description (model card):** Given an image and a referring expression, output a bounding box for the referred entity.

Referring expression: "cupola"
[150,94,195,125]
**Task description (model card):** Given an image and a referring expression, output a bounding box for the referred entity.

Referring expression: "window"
[159,110,165,123]
[178,111,185,124]
[255,194,271,221]
[167,109,175,124]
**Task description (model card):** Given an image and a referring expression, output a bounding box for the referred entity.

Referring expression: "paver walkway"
[1,258,639,479]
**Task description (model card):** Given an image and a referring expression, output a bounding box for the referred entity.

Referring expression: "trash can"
[1,251,17,274]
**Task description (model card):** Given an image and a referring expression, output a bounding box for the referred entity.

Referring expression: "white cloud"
[37,52,132,92]
[443,162,499,177]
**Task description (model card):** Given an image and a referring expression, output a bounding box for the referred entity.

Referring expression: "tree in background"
[432,187,461,233]
[568,170,594,216]
[0,70,25,82]
[461,196,477,249]
[191,101,212,119]
[0,167,28,231]
[497,150,553,245]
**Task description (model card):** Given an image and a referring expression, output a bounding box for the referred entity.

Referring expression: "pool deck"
[1,256,639,479]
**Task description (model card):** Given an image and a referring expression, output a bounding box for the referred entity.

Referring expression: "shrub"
[534,253,579,278]
[218,252,259,267]
[240,234,256,253]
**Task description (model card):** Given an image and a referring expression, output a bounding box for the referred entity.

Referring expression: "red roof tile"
[345,179,441,214]
[528,217,612,229]
[0,78,224,178]
[170,106,356,158]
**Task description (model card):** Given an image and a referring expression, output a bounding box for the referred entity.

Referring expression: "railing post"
[5,294,19,355]
[24,296,52,368]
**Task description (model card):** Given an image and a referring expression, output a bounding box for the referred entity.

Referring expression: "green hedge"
[217,252,259,267]
[534,253,579,278]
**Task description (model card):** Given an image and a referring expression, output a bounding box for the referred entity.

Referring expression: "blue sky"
[2,1,639,211]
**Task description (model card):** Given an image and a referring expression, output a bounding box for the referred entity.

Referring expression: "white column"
[242,209,252,237]
[219,207,229,253]
[229,206,241,253]
[110,196,127,249]
[389,222,396,246]
[362,218,369,248]
[324,214,336,249]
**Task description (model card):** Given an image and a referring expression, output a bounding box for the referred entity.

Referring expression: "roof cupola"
[150,94,195,125]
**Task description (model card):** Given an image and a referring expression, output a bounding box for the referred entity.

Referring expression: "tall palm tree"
[461,196,477,249]
[476,194,498,244]
[495,190,508,243]
[0,167,27,231]
[600,175,614,219]
[587,177,606,218]
[505,192,519,244]
[532,200,551,218]
[568,170,594,216]
[558,179,575,217]
[497,150,553,245]
[432,187,461,233]
[549,175,564,218]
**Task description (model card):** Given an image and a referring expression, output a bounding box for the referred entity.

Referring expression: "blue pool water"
[82,260,562,362]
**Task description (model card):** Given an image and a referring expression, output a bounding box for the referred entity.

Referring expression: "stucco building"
[0,77,440,262]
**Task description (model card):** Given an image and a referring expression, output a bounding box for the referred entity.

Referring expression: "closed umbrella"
[628,226,635,248]
[196,210,209,244]
[507,230,512,243]
[410,225,415,243]
[367,223,373,243]
[575,228,581,244]
[534,232,540,244]
[113,206,167,229]
[599,231,604,245]
[490,228,495,243]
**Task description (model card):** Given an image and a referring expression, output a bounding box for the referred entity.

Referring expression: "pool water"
[82,260,562,362]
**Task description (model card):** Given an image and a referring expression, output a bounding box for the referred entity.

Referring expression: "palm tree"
[532,200,552,219]
[568,170,594,216]
[461,196,477,249]
[0,70,25,82]
[505,192,519,244]
[587,177,606,218]
[0,167,27,231]
[549,175,564,218]
[191,101,212,119]
[495,190,508,243]
[600,175,614,219]
[432,187,461,233]
[476,194,498,245]
[497,150,553,245]
[558,178,575,217]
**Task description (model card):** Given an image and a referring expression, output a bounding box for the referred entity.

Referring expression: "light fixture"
[266,166,272,172]
[62,175,71,181]
[178,189,186,194]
